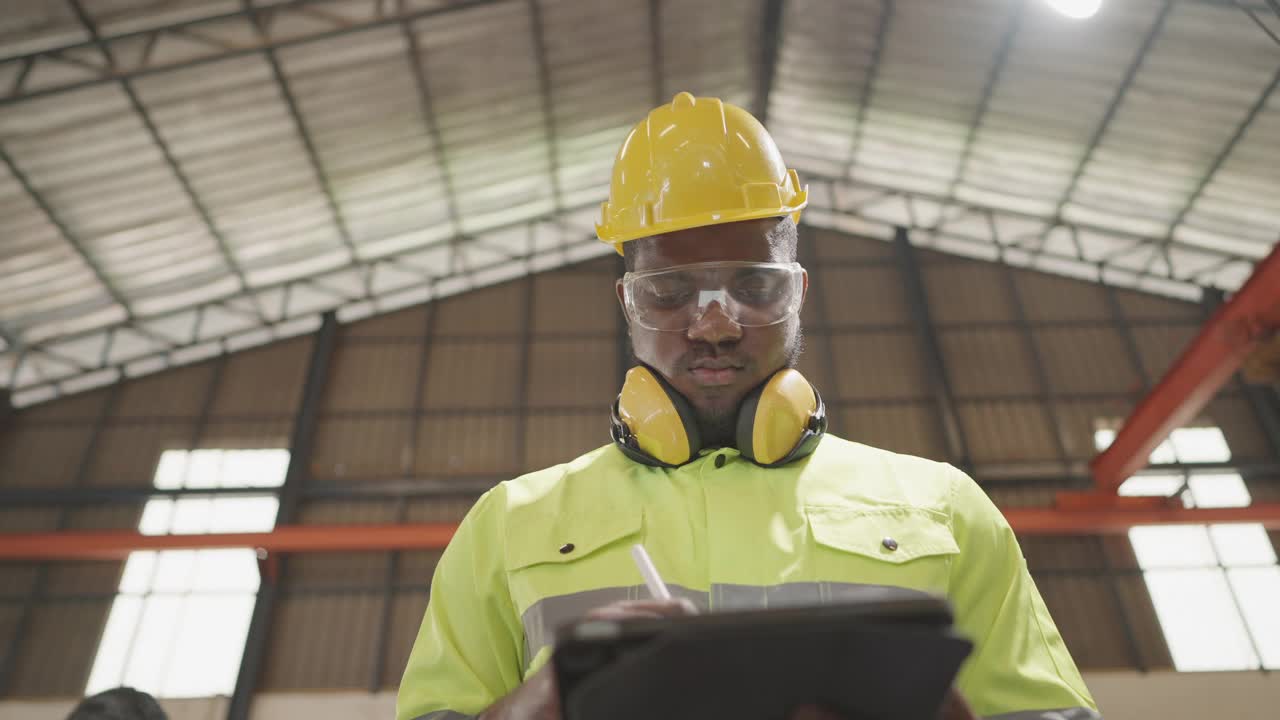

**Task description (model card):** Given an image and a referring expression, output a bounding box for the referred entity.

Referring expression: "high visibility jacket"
[397,437,1101,720]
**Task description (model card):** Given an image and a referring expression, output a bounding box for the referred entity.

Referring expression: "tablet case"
[554,597,973,720]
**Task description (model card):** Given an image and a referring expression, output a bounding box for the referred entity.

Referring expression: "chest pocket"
[505,507,642,573]
[504,509,641,618]
[504,508,643,671]
[806,506,958,593]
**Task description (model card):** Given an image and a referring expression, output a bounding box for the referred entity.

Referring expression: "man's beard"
[695,324,805,447]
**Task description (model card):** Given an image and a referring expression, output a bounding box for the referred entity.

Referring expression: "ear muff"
[736,368,827,466]
[612,366,826,468]
[610,366,702,467]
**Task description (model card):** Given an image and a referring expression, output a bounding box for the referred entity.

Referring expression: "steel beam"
[1210,0,1280,9]
[5,201,606,402]
[938,0,1025,205]
[369,495,407,692]
[245,3,359,263]
[0,523,454,561]
[1010,504,1280,533]
[513,237,537,472]
[0,480,470,507]
[402,23,463,238]
[1,0,513,106]
[1240,382,1280,460]
[1143,63,1280,278]
[6,460,1276,507]
[1048,1,1172,225]
[998,245,1147,669]
[1203,288,1280,459]
[368,286,439,692]
[998,256,1162,666]
[754,0,787,125]
[0,323,20,351]
[999,258,1071,474]
[810,176,1258,282]
[0,379,120,696]
[527,0,565,216]
[0,0,1252,108]
[63,0,268,325]
[843,0,893,179]
[5,169,1259,409]
[1102,281,1154,390]
[1234,0,1280,45]
[6,503,1280,563]
[1163,63,1280,237]
[5,343,92,376]
[10,170,1264,404]
[893,227,972,469]
[1090,243,1280,492]
[122,80,266,321]
[227,311,337,720]
[0,145,133,320]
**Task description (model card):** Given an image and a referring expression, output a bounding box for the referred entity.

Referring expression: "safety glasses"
[621,261,805,332]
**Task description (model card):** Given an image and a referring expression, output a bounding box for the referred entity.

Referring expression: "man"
[397,93,1100,720]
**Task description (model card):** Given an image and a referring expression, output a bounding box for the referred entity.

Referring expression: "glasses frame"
[620,261,806,332]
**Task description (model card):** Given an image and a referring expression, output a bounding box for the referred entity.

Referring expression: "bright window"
[86,449,289,697]
[1096,425,1280,671]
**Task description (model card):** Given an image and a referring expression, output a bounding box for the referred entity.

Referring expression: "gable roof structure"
[1,0,1277,406]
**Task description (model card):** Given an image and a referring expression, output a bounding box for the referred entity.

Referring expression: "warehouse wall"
[1,226,1278,701]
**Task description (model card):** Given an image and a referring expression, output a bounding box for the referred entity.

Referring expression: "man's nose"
[686,301,743,346]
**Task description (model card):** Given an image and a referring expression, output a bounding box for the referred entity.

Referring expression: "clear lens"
[623,261,804,331]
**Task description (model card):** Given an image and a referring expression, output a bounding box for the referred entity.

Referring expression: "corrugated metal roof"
[2,0,1277,405]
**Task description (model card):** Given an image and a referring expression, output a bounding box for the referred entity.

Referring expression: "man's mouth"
[688,361,744,386]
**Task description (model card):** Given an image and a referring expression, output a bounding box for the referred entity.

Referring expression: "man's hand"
[478,598,698,720]
[938,688,977,720]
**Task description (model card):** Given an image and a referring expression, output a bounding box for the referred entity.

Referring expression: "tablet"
[553,590,973,720]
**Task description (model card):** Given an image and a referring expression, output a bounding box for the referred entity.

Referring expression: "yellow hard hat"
[597,92,808,254]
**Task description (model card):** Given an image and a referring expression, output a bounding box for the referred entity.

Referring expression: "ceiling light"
[1044,0,1102,19]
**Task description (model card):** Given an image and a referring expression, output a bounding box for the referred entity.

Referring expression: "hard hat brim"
[597,200,807,254]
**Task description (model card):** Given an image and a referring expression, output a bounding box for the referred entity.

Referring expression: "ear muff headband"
[613,366,825,468]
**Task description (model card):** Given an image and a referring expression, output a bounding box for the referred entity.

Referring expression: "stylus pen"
[630,544,672,601]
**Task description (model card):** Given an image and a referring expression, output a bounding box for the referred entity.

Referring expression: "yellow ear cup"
[616,366,698,466]
[748,369,818,465]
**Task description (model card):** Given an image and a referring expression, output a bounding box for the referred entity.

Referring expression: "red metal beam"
[1090,243,1280,493]
[4,505,1280,562]
[1007,503,1280,535]
[0,523,458,561]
